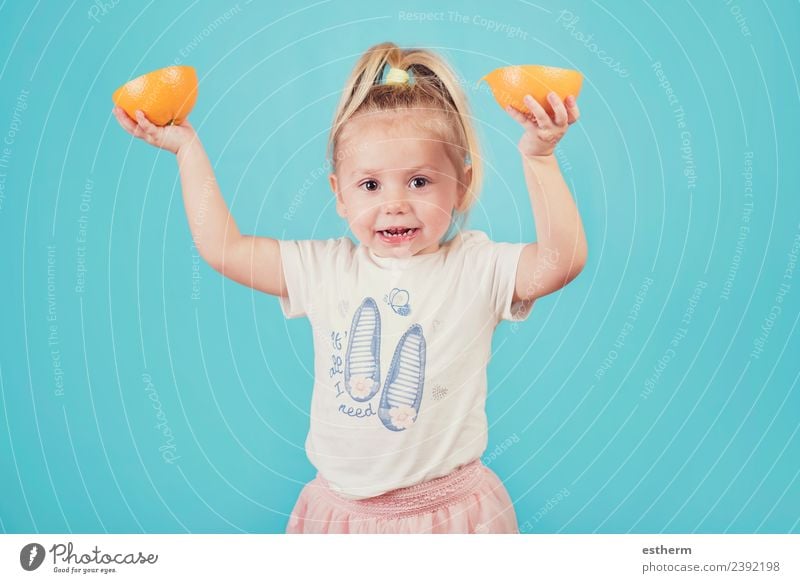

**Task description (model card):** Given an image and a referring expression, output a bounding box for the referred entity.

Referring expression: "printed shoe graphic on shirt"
[378,323,426,431]
[344,297,381,402]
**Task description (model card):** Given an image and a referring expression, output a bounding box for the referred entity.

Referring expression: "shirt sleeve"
[492,240,535,322]
[277,237,351,319]
[466,230,534,323]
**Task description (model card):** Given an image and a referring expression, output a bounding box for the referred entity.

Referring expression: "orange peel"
[480,65,583,116]
[112,65,198,126]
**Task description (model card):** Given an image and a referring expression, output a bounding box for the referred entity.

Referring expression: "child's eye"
[360,180,379,192]
[410,176,429,189]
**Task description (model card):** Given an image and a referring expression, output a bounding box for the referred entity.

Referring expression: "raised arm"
[176,139,287,297]
[514,153,587,302]
[505,92,587,303]
[112,105,288,298]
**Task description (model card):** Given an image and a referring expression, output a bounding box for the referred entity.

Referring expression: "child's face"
[329,112,471,258]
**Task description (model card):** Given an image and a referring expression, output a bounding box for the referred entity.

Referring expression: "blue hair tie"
[379,63,415,86]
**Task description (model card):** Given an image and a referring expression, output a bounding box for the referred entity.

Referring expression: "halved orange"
[481,65,582,116]
[112,65,198,126]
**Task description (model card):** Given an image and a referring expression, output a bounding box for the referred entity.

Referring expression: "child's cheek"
[428,206,452,232]
[353,219,374,242]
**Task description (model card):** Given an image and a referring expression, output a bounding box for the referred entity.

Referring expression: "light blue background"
[1,0,798,534]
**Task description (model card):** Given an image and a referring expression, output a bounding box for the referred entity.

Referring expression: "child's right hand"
[112,106,196,155]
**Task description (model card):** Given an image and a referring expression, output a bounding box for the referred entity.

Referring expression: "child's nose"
[382,190,411,213]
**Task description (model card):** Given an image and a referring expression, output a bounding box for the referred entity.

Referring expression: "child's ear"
[329,172,347,218]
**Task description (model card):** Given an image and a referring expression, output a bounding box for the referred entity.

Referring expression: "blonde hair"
[327,42,482,242]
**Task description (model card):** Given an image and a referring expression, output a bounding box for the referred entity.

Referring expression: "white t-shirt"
[278,229,533,499]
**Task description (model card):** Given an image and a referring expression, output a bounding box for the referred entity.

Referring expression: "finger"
[549,92,568,126]
[135,109,158,133]
[505,104,539,133]
[505,104,523,122]
[523,94,551,127]
[112,106,139,134]
[131,123,150,140]
[565,95,580,124]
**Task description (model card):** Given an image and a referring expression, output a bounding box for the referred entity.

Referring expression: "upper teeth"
[383,228,415,237]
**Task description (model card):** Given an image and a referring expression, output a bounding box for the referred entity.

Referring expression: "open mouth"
[376,227,420,244]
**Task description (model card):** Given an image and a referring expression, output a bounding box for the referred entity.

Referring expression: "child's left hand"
[505,92,580,158]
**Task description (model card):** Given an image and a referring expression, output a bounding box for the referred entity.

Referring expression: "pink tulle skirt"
[285,459,519,534]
